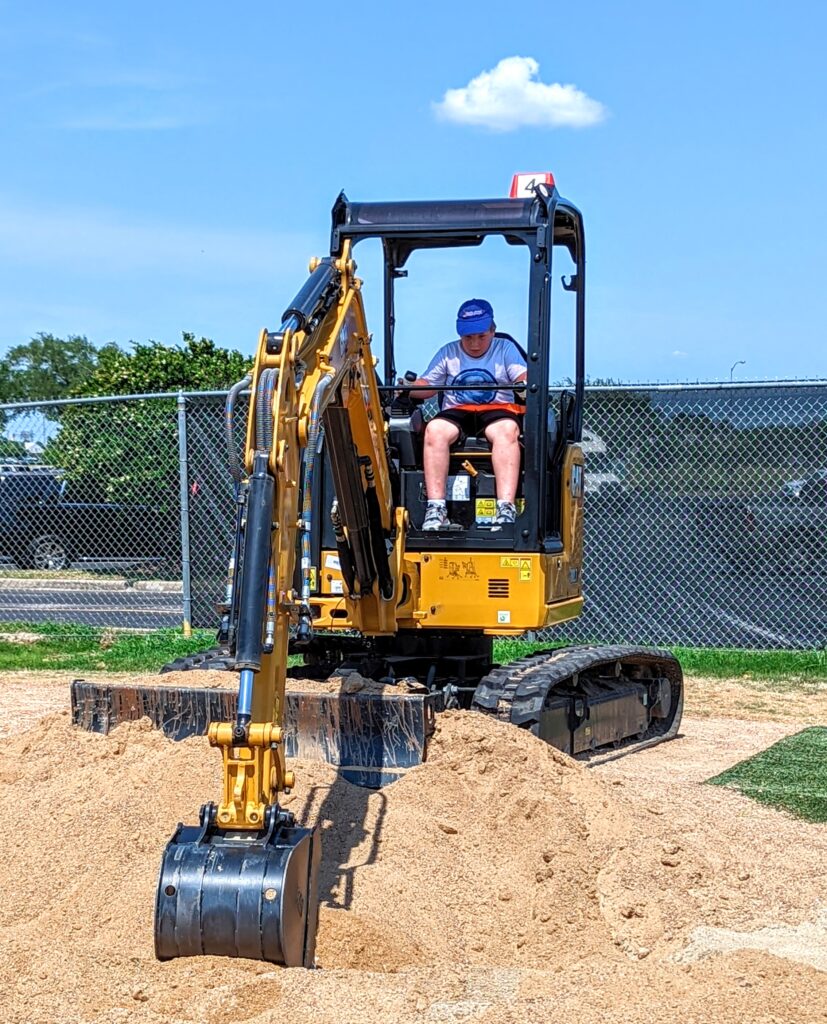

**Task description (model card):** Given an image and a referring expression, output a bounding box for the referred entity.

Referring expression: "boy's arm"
[410,348,447,399]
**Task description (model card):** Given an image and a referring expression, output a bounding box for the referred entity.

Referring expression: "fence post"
[177,391,193,638]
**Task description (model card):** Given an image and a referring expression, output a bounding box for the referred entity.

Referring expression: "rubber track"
[160,647,235,674]
[472,644,684,764]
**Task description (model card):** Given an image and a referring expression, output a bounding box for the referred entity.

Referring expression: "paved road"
[567,495,827,649]
[1,493,824,647]
[0,586,182,629]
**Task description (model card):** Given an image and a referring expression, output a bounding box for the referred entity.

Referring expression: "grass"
[0,568,126,581]
[493,639,827,682]
[0,567,179,583]
[707,727,827,822]
[0,622,307,673]
[1,623,825,683]
[672,646,827,681]
[0,623,218,673]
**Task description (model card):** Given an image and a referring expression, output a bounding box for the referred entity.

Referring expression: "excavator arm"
[155,242,399,967]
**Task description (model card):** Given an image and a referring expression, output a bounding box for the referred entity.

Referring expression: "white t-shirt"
[421,336,526,411]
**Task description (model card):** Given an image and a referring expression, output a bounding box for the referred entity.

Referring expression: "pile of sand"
[152,667,427,695]
[0,688,825,1023]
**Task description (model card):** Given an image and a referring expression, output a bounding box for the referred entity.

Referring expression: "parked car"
[580,429,627,502]
[0,462,64,553]
[696,472,827,573]
[0,463,177,570]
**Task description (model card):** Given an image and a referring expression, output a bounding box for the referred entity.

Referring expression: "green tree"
[3,334,100,407]
[70,333,248,398]
[46,333,249,507]
[0,360,11,431]
[0,437,26,458]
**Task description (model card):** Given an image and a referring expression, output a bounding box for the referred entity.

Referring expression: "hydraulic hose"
[256,369,278,451]
[225,373,252,486]
[296,373,334,644]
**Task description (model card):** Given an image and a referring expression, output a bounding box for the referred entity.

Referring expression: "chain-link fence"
[1,383,825,648]
[560,383,827,649]
[0,393,184,629]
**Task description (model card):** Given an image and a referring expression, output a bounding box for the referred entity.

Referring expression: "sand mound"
[0,697,825,1023]
[151,668,427,694]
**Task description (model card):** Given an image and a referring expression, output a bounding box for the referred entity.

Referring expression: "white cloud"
[433,56,607,132]
[672,349,688,358]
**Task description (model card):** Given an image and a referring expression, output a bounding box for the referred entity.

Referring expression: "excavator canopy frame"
[329,186,586,554]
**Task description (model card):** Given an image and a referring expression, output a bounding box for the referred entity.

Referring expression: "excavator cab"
[301,182,587,654]
[344,184,583,553]
[154,177,682,968]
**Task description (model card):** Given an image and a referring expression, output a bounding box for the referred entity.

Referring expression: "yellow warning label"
[500,556,519,568]
[309,566,317,591]
[476,498,496,517]
[519,558,532,582]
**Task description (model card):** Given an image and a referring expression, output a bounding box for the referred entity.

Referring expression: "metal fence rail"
[1,382,825,649]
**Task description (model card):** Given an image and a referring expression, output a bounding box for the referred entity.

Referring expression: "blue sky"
[1,0,825,383]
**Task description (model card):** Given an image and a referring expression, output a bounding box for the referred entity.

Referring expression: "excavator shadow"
[296,774,388,910]
[285,676,435,909]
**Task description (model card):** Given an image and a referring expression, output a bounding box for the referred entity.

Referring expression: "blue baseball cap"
[456,298,494,336]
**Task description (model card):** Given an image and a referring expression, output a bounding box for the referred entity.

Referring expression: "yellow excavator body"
[154,182,683,967]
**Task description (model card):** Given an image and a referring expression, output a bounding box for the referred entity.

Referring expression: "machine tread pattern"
[472,644,684,762]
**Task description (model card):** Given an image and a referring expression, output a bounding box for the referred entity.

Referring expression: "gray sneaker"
[422,503,450,531]
[491,501,517,530]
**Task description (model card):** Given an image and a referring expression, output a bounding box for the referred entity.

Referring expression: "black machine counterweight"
[153,178,683,967]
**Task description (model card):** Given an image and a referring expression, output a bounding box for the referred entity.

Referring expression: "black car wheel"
[26,534,73,571]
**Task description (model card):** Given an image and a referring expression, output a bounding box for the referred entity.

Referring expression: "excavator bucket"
[155,806,321,966]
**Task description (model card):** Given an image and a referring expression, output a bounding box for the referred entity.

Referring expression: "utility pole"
[730,359,746,382]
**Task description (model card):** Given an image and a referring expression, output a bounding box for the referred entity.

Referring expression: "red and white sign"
[509,172,555,198]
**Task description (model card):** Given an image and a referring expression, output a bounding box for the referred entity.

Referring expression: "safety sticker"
[477,498,497,519]
[309,566,317,591]
[324,554,341,570]
[330,579,344,595]
[447,475,470,501]
[519,558,532,582]
[438,557,479,581]
[500,556,519,568]
[497,610,511,624]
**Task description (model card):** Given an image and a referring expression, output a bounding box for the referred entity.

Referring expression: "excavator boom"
[155,244,398,966]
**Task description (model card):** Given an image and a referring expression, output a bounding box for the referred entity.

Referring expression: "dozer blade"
[72,680,437,788]
[155,806,321,967]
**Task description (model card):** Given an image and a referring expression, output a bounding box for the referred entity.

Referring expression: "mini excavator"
[154,176,683,967]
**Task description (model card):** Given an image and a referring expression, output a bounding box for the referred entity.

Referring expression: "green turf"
[707,727,827,822]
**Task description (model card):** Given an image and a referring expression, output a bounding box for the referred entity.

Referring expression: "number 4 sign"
[509,172,556,198]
